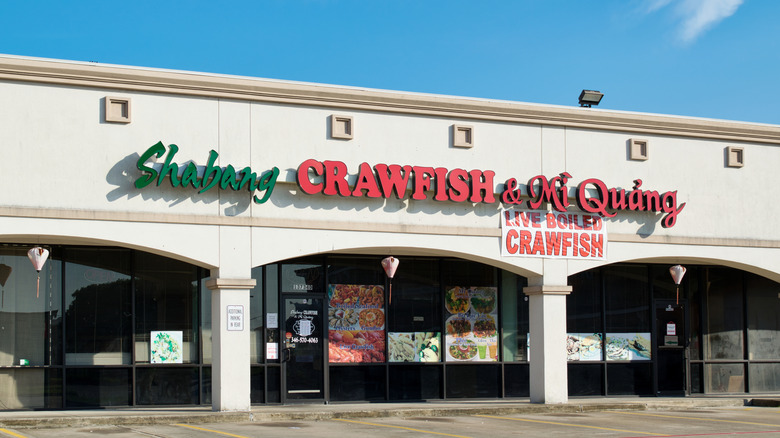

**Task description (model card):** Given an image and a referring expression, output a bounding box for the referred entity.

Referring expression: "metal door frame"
[652,299,690,396]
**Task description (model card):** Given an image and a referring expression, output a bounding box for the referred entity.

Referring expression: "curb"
[751,399,780,408]
[0,399,752,429]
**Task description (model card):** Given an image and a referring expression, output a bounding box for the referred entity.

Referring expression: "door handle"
[282,348,292,363]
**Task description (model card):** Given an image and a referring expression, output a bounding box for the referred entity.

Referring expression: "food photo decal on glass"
[327,284,386,363]
[445,286,498,362]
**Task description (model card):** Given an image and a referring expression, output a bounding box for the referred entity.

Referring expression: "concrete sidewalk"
[0,397,778,429]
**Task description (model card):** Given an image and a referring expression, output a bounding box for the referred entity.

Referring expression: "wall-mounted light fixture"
[578,90,604,108]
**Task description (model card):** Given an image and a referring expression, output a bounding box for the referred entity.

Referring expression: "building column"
[524,270,572,404]
[207,277,255,411]
[207,225,255,412]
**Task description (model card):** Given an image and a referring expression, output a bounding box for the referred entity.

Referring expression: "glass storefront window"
[281,258,324,293]
[442,260,498,363]
[387,258,441,363]
[387,258,440,333]
[501,271,528,362]
[704,268,744,360]
[0,245,61,368]
[567,270,602,362]
[265,264,280,364]
[135,367,199,405]
[748,363,780,393]
[134,253,199,364]
[250,266,264,363]
[747,273,780,360]
[389,365,442,400]
[705,363,745,393]
[605,265,649,333]
[445,364,500,398]
[200,276,212,364]
[66,368,130,407]
[64,248,132,365]
[0,368,61,409]
[605,265,650,362]
[328,257,387,364]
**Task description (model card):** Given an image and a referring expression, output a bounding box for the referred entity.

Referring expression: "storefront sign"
[135,142,279,204]
[296,161,686,228]
[297,159,496,203]
[227,305,244,331]
[501,209,607,259]
[132,147,685,228]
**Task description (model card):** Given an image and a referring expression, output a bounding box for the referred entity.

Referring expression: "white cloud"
[645,0,674,13]
[644,0,743,43]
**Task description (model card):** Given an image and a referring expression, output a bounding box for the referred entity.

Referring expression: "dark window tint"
[445,365,500,398]
[66,368,131,407]
[135,367,199,405]
[280,258,324,293]
[605,265,649,333]
[606,363,652,395]
[568,270,602,334]
[504,364,530,397]
[389,365,442,400]
[64,248,132,365]
[568,363,603,396]
[134,253,199,364]
[329,365,386,401]
[387,258,440,333]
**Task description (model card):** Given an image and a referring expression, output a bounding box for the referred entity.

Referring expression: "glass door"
[282,296,325,402]
[655,300,688,395]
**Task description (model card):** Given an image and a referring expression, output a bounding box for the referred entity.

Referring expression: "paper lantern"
[381,256,399,304]
[27,247,49,298]
[669,264,686,304]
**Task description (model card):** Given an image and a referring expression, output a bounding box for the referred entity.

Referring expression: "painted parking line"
[623,430,780,437]
[334,418,473,438]
[174,423,251,438]
[615,411,780,428]
[0,429,26,438]
[476,414,668,436]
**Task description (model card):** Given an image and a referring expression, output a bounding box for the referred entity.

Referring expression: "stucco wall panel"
[568,240,780,282]
[250,226,543,277]
[0,216,219,268]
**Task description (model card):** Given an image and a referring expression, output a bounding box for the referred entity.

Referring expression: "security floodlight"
[579,90,604,108]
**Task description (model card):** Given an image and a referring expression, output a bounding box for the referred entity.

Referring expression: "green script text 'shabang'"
[135,142,279,203]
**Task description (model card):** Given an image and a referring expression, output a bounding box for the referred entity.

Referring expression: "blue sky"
[2,0,777,124]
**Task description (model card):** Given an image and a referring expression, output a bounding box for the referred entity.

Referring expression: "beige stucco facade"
[1,55,779,408]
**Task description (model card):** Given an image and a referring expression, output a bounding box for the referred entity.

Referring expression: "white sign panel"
[227,305,244,331]
[501,209,607,259]
[267,312,278,329]
[266,342,278,360]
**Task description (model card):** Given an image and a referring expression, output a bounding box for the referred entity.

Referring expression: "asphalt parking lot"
[4,406,780,438]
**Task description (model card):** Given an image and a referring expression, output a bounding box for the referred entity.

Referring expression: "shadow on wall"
[105,153,250,216]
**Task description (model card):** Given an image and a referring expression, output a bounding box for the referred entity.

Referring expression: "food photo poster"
[444,287,498,362]
[327,284,386,363]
